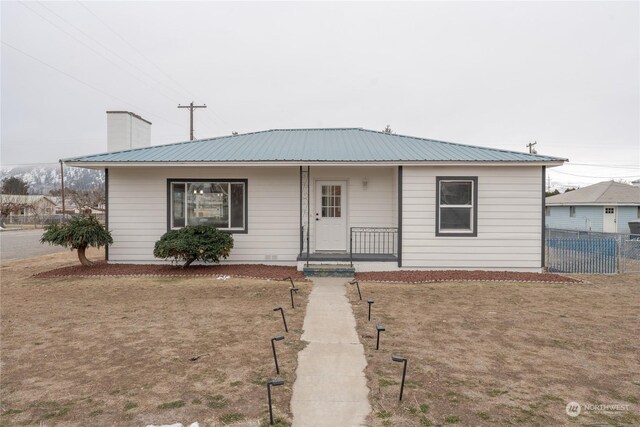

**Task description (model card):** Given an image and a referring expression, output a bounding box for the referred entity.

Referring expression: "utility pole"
[526,141,538,154]
[178,101,207,140]
[59,160,65,220]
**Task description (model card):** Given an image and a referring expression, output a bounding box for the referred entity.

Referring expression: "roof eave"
[64,160,566,168]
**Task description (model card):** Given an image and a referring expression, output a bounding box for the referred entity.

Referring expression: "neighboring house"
[65,117,565,272]
[0,194,56,221]
[546,181,640,234]
[51,196,105,215]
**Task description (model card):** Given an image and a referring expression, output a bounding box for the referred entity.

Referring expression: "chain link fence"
[546,228,640,274]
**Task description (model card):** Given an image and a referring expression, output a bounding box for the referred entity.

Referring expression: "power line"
[37,1,188,104]
[548,169,640,179]
[19,2,191,114]
[565,163,640,169]
[76,1,229,131]
[2,40,181,128]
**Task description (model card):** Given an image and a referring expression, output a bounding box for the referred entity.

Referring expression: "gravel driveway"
[0,229,67,262]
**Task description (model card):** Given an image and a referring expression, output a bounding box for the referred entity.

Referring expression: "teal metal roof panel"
[64,128,566,163]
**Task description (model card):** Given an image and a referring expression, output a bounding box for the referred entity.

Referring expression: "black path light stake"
[376,323,385,350]
[267,379,285,425]
[271,335,285,374]
[367,299,374,321]
[391,355,408,401]
[290,287,299,309]
[284,276,295,288]
[273,307,288,332]
[349,279,362,301]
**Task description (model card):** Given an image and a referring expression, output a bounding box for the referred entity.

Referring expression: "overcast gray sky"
[2,1,638,189]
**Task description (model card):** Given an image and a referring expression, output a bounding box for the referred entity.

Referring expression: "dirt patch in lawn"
[1,252,311,426]
[356,270,579,283]
[34,261,308,281]
[347,274,640,426]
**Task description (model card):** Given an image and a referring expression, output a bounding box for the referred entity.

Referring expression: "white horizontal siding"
[401,166,543,270]
[107,167,300,263]
[308,167,397,251]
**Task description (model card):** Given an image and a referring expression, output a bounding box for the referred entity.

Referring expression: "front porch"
[297,226,399,266]
[296,166,401,271]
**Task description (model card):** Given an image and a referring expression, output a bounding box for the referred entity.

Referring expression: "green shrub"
[153,225,234,268]
[41,214,112,266]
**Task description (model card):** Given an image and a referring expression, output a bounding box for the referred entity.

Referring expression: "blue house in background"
[546,181,640,234]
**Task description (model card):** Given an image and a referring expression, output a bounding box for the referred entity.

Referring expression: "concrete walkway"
[291,277,371,426]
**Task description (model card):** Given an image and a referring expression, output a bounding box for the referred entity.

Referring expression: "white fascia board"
[65,160,566,168]
[547,203,640,207]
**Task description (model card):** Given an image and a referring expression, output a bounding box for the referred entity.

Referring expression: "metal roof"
[546,181,640,206]
[64,128,566,164]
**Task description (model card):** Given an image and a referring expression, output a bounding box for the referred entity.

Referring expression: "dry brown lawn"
[347,275,640,426]
[1,250,310,426]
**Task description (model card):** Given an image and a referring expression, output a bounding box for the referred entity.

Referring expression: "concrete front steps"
[303,263,355,277]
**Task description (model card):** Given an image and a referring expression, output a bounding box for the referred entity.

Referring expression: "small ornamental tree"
[153,225,234,268]
[40,214,113,266]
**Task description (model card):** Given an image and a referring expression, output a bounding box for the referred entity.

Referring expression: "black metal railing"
[350,227,398,266]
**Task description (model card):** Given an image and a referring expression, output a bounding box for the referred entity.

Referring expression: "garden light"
[290,287,299,309]
[349,279,362,301]
[267,379,285,425]
[391,355,408,401]
[271,335,285,374]
[376,323,385,350]
[273,307,288,332]
[367,299,374,321]
[283,276,295,288]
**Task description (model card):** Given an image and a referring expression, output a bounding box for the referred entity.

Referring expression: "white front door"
[603,206,617,233]
[315,180,347,251]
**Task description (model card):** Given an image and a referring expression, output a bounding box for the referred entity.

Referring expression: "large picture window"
[168,179,247,232]
[436,177,478,236]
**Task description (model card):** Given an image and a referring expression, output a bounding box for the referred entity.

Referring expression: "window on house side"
[436,177,477,236]
[168,180,247,232]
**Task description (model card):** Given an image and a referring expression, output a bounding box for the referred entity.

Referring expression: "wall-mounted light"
[362,177,368,190]
[273,307,288,332]
[391,355,408,401]
[267,379,285,425]
[376,323,385,350]
[271,335,285,374]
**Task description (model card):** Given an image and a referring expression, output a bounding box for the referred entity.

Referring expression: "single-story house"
[546,181,640,234]
[0,194,56,222]
[64,114,566,272]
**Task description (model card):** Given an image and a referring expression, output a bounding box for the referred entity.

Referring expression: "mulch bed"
[34,261,308,281]
[356,270,580,283]
[34,262,578,283]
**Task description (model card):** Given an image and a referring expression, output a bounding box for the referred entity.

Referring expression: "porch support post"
[299,166,303,256]
[105,168,109,261]
[541,166,546,270]
[307,166,310,266]
[398,166,403,268]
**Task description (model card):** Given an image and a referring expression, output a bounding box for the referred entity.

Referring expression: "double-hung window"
[168,179,247,232]
[436,177,478,236]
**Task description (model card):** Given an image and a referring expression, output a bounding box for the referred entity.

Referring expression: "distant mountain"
[0,165,104,195]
